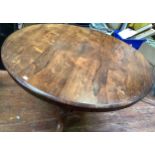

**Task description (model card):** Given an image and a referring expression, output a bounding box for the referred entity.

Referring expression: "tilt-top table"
[1,24,154,129]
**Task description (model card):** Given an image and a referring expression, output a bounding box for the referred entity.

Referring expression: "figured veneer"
[1,24,153,111]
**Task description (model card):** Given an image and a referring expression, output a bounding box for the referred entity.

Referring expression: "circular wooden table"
[1,24,154,111]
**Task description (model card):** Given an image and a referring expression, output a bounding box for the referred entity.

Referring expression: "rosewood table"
[1,24,154,130]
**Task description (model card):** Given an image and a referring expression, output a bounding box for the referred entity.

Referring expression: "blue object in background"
[113,30,146,50]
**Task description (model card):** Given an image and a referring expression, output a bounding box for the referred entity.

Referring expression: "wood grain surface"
[63,100,155,131]
[142,67,155,105]
[1,70,155,132]
[1,24,153,111]
[63,69,155,131]
[0,71,63,131]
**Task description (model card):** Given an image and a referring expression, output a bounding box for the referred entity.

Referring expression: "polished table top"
[1,24,153,111]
